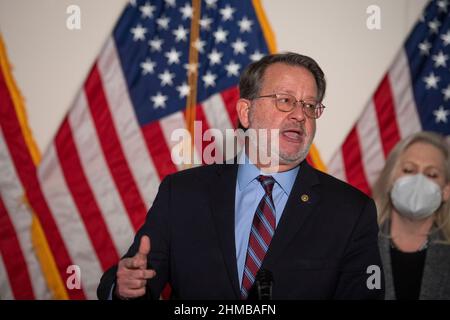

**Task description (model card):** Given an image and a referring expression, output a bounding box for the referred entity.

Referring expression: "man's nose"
[288,102,306,122]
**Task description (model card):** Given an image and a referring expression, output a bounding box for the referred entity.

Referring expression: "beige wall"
[0,0,428,163]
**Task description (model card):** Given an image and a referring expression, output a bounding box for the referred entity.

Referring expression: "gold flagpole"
[183,0,201,169]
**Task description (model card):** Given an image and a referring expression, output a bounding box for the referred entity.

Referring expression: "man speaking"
[97,52,384,300]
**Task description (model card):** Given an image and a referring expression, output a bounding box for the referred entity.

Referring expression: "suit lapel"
[378,231,396,300]
[419,234,450,300]
[263,161,321,269]
[420,244,437,300]
[207,163,241,298]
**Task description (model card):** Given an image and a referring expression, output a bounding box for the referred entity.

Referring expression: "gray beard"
[278,136,313,164]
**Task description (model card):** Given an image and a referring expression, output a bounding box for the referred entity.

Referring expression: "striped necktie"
[241,175,276,299]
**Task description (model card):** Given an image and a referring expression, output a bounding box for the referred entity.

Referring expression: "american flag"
[328,0,450,195]
[0,35,51,299]
[1,0,325,300]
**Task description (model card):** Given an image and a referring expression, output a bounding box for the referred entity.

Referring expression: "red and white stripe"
[201,91,237,162]
[0,128,50,299]
[68,91,135,256]
[84,65,148,231]
[388,50,421,138]
[38,143,104,300]
[0,252,14,299]
[98,38,161,210]
[160,111,202,169]
[356,100,385,187]
[25,45,242,300]
[326,149,346,182]
[327,48,422,194]
[0,29,316,299]
[0,10,241,301]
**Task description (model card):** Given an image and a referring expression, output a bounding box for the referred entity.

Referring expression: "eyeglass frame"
[251,93,326,119]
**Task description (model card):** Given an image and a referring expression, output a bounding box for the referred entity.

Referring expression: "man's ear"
[236,99,251,129]
[443,182,450,202]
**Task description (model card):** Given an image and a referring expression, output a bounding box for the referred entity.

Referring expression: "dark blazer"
[98,160,384,299]
[379,224,450,300]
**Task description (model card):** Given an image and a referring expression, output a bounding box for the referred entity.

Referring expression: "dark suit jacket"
[97,160,384,299]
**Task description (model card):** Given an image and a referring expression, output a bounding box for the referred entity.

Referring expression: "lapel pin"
[300,194,309,202]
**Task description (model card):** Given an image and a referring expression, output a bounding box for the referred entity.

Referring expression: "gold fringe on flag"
[0,33,69,299]
[252,0,277,54]
[253,0,327,172]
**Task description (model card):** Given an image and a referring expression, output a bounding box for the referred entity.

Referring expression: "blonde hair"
[372,131,450,243]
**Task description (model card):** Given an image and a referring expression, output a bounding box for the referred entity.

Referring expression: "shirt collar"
[237,152,299,195]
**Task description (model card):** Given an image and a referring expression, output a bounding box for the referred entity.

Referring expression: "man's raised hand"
[115,235,156,299]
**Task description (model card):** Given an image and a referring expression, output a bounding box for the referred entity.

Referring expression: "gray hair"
[372,131,450,243]
[239,52,326,102]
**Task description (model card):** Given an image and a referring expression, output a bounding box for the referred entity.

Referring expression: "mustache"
[280,124,306,135]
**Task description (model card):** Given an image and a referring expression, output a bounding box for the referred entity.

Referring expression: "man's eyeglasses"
[253,93,325,119]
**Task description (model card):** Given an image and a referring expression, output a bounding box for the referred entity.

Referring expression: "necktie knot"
[257,175,275,195]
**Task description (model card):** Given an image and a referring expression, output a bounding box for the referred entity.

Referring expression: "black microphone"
[255,269,273,300]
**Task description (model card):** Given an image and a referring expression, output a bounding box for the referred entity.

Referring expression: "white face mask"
[390,173,442,220]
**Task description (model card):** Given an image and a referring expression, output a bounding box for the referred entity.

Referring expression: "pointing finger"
[136,235,151,259]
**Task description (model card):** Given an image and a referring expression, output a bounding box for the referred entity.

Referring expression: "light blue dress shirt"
[234,153,299,289]
[110,154,299,299]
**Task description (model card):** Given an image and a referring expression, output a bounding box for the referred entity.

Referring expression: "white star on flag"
[158,69,175,86]
[164,0,176,8]
[148,37,164,52]
[205,0,218,9]
[165,48,182,65]
[151,92,168,109]
[213,27,228,44]
[173,25,189,42]
[202,71,217,88]
[208,49,223,65]
[231,38,248,55]
[200,16,213,31]
[180,3,193,20]
[432,50,448,68]
[220,5,235,21]
[441,30,450,46]
[156,16,170,30]
[225,61,241,77]
[437,0,449,13]
[184,63,199,75]
[176,82,191,98]
[140,58,156,75]
[139,2,156,19]
[433,106,450,123]
[442,84,450,101]
[423,72,440,89]
[238,16,253,33]
[193,38,206,53]
[418,40,432,55]
[130,24,147,41]
[428,18,441,34]
[250,50,264,62]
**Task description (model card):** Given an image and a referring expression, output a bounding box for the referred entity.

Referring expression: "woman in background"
[373,131,450,300]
